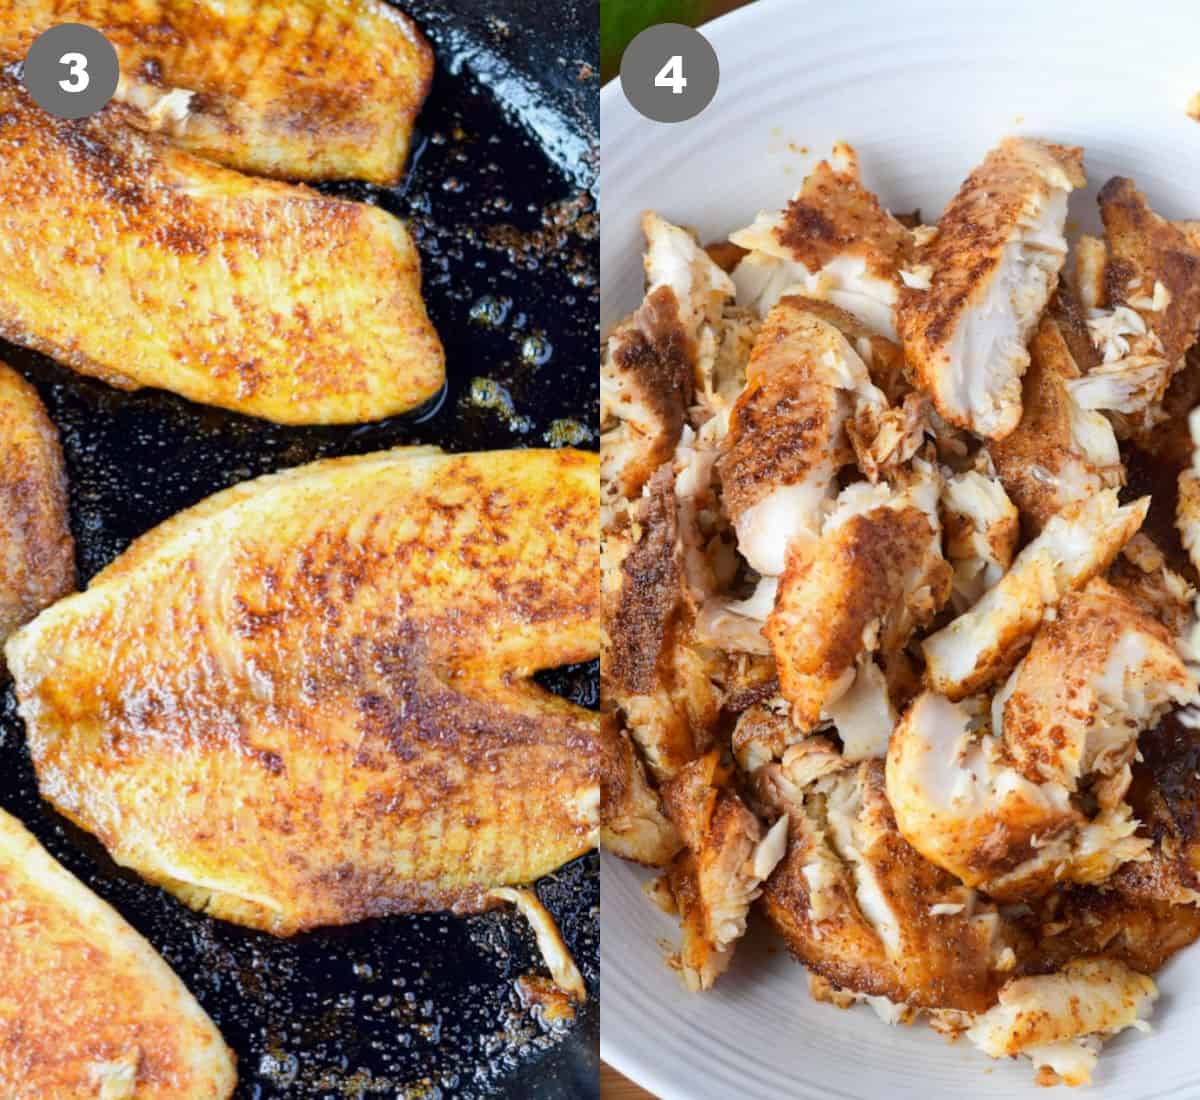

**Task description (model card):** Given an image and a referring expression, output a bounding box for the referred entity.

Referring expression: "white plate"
[600,1,1200,1096]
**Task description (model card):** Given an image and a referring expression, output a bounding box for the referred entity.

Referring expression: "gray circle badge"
[23,23,119,120]
[620,23,719,125]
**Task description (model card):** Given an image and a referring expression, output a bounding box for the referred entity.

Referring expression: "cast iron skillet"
[0,2,599,1096]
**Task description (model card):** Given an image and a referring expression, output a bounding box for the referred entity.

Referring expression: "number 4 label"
[654,55,687,96]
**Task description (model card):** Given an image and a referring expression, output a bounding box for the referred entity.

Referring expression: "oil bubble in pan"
[0,2,600,1097]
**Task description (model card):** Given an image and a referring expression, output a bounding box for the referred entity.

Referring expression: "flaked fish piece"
[1098,176,1200,365]
[940,468,1020,609]
[602,215,735,500]
[886,692,1150,902]
[766,470,951,730]
[897,138,1084,439]
[757,758,1026,1013]
[0,363,74,664]
[7,447,607,935]
[0,0,432,184]
[996,578,1196,801]
[0,77,442,425]
[1070,179,1200,430]
[729,144,913,337]
[603,467,725,781]
[600,712,681,868]
[1176,407,1200,575]
[991,316,1123,534]
[1108,533,1196,639]
[966,959,1156,1087]
[1073,235,1110,313]
[718,297,885,578]
[659,750,787,990]
[0,807,236,1098]
[922,489,1148,699]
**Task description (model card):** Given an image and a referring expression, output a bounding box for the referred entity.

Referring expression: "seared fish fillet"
[897,138,1084,439]
[0,77,443,425]
[6,448,604,935]
[0,808,236,1098]
[0,0,432,184]
[0,363,74,659]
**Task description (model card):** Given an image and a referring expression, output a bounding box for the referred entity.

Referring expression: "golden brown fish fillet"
[6,447,605,936]
[0,363,74,659]
[0,0,432,184]
[0,807,236,1098]
[0,77,443,425]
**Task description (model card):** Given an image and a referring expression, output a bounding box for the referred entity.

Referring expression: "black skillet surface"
[0,2,599,1097]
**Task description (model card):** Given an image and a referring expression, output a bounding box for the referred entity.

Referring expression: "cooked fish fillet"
[1098,176,1200,365]
[966,959,1156,1087]
[897,138,1084,439]
[730,143,913,336]
[603,466,724,780]
[6,447,605,935]
[940,467,1019,609]
[757,758,1026,1012]
[0,363,74,660]
[996,578,1196,798]
[990,315,1123,533]
[765,471,950,731]
[602,215,734,502]
[1177,407,1200,574]
[600,711,681,867]
[0,807,236,1098]
[0,0,432,184]
[922,489,1147,699]
[718,297,884,577]
[886,689,1150,902]
[659,750,786,991]
[0,77,443,425]
[1108,534,1196,639]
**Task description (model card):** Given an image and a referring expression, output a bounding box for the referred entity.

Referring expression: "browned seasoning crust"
[1027,713,1200,974]
[766,503,950,728]
[604,467,681,694]
[6,448,607,936]
[897,139,1085,437]
[718,297,850,521]
[0,0,433,185]
[773,154,912,279]
[0,362,74,664]
[991,315,1122,533]
[1100,176,1200,363]
[602,287,693,499]
[0,76,443,425]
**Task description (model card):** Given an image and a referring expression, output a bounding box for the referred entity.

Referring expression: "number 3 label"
[58,51,89,93]
[654,55,687,96]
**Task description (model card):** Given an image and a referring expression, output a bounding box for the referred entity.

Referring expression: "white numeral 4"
[654,54,687,96]
[58,51,89,93]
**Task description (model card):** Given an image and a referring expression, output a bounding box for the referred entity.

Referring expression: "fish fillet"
[7,447,605,936]
[0,362,74,659]
[0,0,433,184]
[0,807,236,1098]
[0,77,443,424]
